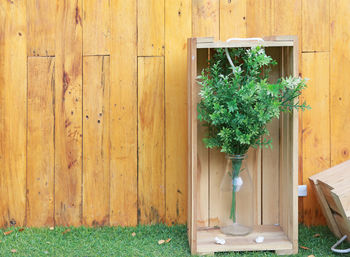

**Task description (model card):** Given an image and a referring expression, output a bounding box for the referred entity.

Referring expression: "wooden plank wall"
[0,0,347,227]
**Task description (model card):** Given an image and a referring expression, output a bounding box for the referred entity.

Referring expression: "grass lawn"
[0,224,349,256]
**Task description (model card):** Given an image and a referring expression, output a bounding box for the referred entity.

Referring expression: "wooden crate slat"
[309,158,350,242]
[187,37,198,253]
[197,226,292,253]
[197,41,294,49]
[309,178,342,238]
[262,47,282,226]
[197,49,210,228]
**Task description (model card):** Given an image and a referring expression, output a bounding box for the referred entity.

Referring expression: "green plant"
[197,46,309,156]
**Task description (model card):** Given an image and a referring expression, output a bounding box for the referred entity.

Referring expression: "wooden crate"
[309,160,350,241]
[187,36,299,255]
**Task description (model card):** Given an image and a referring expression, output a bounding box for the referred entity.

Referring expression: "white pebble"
[214,237,226,245]
[255,236,264,243]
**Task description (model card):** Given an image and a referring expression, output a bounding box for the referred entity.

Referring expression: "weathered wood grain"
[164,0,191,225]
[138,57,165,224]
[195,49,209,227]
[246,0,272,37]
[83,0,110,55]
[262,48,282,225]
[302,0,330,52]
[0,0,27,227]
[0,0,346,228]
[27,0,56,56]
[138,0,164,56]
[192,0,219,40]
[301,52,330,225]
[262,118,280,225]
[27,57,55,227]
[330,0,350,166]
[219,0,246,40]
[272,0,301,36]
[54,0,83,226]
[83,56,110,226]
[109,0,138,226]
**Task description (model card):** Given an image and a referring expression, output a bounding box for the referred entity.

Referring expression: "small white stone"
[255,236,264,243]
[214,237,226,245]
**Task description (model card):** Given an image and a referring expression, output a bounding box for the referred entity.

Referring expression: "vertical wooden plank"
[83,0,111,55]
[165,0,191,225]
[195,49,209,228]
[246,0,272,37]
[249,147,262,225]
[301,52,330,226]
[192,0,220,40]
[330,0,350,166]
[83,56,110,226]
[262,48,281,225]
[27,57,55,227]
[272,0,302,91]
[110,0,137,226]
[208,149,225,227]
[187,38,198,253]
[284,45,299,253]
[192,0,219,228]
[27,0,56,56]
[55,0,83,226]
[138,57,165,224]
[219,0,246,41]
[138,0,164,56]
[0,0,27,227]
[302,0,330,52]
[262,118,280,225]
[272,0,301,36]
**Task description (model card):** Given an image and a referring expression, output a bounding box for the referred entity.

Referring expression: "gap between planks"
[27,55,112,58]
[301,51,330,53]
[28,56,55,58]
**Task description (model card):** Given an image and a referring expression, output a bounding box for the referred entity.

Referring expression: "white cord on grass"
[331,235,350,254]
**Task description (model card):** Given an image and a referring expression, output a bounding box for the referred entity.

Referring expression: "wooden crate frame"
[309,160,350,242]
[187,36,299,255]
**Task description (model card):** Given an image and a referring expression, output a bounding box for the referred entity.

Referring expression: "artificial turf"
[0,224,349,256]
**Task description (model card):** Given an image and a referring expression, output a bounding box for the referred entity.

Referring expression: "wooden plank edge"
[197,41,293,49]
[308,178,342,238]
[188,37,198,254]
[263,35,298,42]
[196,37,215,44]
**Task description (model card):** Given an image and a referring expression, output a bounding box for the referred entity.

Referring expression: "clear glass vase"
[219,154,253,236]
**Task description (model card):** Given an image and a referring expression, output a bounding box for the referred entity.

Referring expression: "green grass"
[0,224,349,256]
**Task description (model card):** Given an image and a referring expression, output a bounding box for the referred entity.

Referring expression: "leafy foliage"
[197,46,309,155]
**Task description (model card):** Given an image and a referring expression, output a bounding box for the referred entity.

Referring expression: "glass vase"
[219,154,253,236]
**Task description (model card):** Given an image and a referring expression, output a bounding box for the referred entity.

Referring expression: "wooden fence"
[0,0,348,227]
